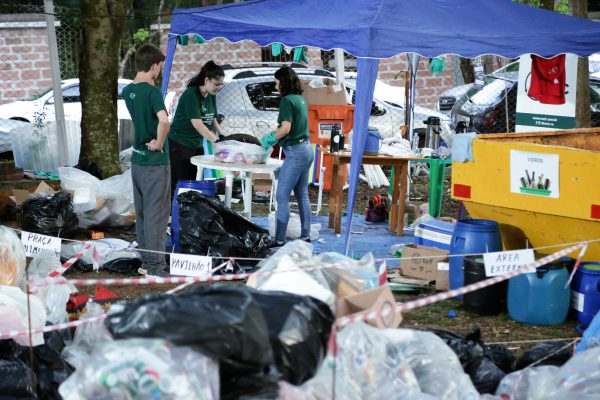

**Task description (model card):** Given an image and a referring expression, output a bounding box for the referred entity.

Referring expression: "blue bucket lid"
[580,262,600,275]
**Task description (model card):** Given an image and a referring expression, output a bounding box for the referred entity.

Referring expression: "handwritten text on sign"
[170,253,212,277]
[483,249,535,277]
[21,231,62,258]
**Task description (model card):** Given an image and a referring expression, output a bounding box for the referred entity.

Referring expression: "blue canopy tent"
[162,0,600,255]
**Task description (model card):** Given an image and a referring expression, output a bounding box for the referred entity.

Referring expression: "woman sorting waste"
[261,66,314,245]
[168,60,225,198]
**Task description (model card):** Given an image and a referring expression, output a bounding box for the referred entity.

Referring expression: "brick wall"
[160,30,457,110]
[0,17,52,105]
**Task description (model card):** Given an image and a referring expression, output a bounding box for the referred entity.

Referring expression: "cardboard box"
[11,181,55,205]
[253,172,272,196]
[336,286,402,329]
[436,262,450,291]
[400,244,449,282]
[404,201,429,225]
[300,78,348,106]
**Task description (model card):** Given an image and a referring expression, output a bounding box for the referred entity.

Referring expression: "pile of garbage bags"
[58,167,135,229]
[19,191,78,238]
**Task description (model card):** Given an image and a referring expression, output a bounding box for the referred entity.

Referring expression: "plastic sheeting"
[0,285,47,346]
[59,338,219,400]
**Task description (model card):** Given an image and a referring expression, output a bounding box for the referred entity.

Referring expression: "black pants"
[169,138,204,200]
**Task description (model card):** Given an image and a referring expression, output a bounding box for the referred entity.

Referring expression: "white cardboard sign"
[510,150,560,198]
[169,253,212,277]
[21,231,62,258]
[483,249,535,277]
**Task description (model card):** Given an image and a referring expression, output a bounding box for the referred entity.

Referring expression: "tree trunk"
[79,0,134,176]
[571,0,591,128]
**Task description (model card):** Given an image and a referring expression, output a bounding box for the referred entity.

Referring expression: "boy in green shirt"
[122,44,170,277]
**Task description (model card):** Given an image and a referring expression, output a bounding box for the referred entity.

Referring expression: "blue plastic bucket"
[171,180,216,251]
[364,127,381,155]
[571,263,600,326]
[449,219,502,297]
[508,260,570,325]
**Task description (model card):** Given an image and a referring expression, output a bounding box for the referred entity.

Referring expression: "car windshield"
[26,86,53,101]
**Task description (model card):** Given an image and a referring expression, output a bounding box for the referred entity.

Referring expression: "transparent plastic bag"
[289,323,435,400]
[0,226,26,287]
[313,252,379,298]
[61,302,113,370]
[59,338,220,400]
[58,166,101,213]
[27,250,73,324]
[247,241,335,307]
[213,140,269,164]
[383,329,480,400]
[496,347,600,400]
[0,285,47,346]
[267,212,321,240]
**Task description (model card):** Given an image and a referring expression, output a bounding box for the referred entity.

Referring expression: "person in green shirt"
[261,67,313,245]
[168,61,225,197]
[122,44,170,277]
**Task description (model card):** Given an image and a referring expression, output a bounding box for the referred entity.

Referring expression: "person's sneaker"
[299,236,311,243]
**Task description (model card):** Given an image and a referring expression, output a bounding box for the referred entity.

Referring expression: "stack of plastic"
[213,140,269,164]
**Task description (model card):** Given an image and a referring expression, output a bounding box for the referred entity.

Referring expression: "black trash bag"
[0,332,72,400]
[74,161,102,180]
[466,356,506,394]
[20,192,78,238]
[484,344,516,373]
[427,328,485,369]
[0,359,36,399]
[177,191,276,263]
[249,291,335,385]
[516,341,572,370]
[105,285,278,399]
[103,257,142,276]
[62,258,94,274]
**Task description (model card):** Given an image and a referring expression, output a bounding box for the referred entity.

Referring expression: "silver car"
[212,64,451,142]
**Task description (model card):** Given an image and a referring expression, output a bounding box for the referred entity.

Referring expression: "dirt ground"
[2,169,581,349]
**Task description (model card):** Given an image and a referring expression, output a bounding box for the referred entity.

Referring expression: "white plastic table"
[190,155,283,219]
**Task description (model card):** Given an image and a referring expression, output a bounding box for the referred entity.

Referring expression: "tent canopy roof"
[170,0,600,59]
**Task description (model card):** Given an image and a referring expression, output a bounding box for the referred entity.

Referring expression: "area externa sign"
[483,249,535,277]
[515,53,578,132]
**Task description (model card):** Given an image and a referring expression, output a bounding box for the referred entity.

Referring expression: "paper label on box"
[483,249,535,277]
[21,231,61,258]
[571,290,584,312]
[170,253,212,277]
[437,262,449,271]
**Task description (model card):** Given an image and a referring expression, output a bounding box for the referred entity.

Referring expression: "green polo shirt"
[278,94,309,147]
[122,82,169,166]
[169,86,217,149]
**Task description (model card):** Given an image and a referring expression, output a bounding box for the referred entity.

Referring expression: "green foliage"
[555,0,570,14]
[132,28,150,44]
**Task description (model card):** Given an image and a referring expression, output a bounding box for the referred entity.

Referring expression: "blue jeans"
[275,141,314,242]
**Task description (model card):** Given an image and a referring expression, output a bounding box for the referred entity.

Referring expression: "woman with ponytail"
[261,66,313,245]
[168,60,225,197]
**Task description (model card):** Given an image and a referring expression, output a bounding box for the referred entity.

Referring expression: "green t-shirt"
[278,94,309,147]
[169,86,217,149]
[122,82,169,166]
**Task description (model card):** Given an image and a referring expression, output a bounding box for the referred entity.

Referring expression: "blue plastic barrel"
[571,263,600,326]
[449,219,502,297]
[508,260,570,325]
[171,180,216,251]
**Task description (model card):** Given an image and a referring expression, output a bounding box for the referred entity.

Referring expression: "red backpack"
[365,194,389,223]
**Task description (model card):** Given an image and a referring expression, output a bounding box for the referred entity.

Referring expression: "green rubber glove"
[261,131,278,149]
